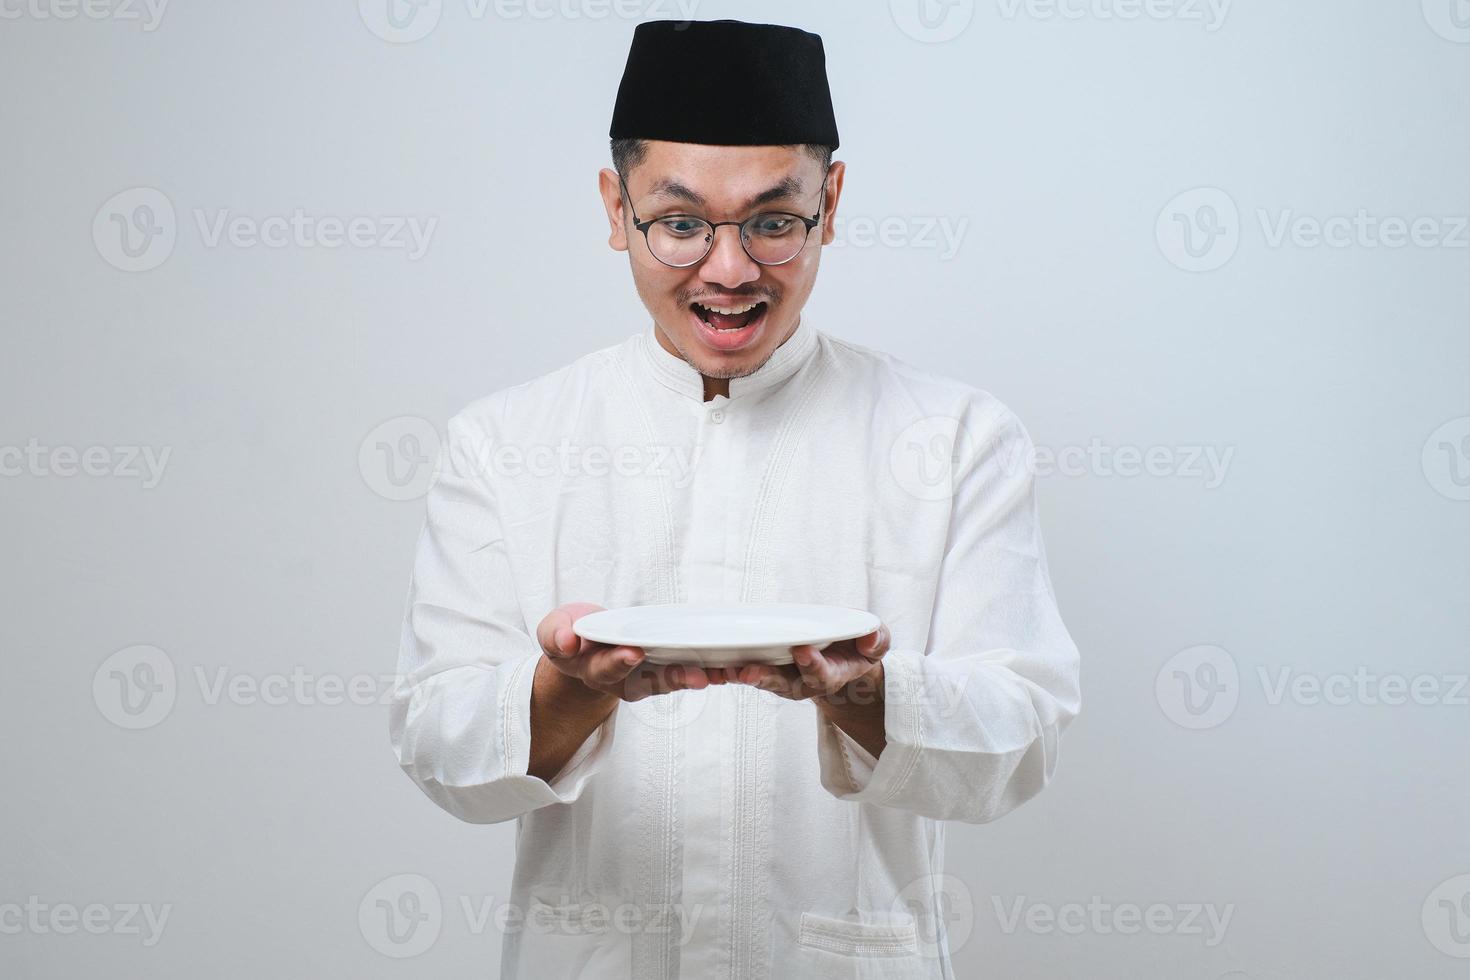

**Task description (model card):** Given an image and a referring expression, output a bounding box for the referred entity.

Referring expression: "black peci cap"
[609,19,839,150]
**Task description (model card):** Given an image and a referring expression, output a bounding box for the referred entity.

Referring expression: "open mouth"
[689,300,769,352]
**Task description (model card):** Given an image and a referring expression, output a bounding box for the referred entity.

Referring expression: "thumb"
[540,611,583,660]
[791,644,828,688]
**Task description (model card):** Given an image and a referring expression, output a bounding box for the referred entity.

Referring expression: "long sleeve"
[816,403,1082,824]
[388,411,618,825]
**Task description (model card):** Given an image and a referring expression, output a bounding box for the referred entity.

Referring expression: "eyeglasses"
[618,171,828,269]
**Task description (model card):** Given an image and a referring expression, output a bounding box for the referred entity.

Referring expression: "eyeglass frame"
[617,168,831,269]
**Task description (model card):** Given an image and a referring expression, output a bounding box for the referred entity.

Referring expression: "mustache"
[680,288,778,306]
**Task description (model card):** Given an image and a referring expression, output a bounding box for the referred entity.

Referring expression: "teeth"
[695,301,761,316]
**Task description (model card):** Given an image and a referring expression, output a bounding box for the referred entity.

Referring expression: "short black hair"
[611,138,832,179]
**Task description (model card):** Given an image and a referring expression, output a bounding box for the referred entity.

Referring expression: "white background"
[2,0,1469,977]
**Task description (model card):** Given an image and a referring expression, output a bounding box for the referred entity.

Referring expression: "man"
[389,18,1081,979]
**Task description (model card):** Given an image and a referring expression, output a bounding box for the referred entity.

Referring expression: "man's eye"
[657,217,706,237]
[750,215,797,236]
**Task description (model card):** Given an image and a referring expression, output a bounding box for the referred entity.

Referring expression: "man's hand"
[730,625,891,761]
[730,624,891,704]
[537,602,733,702]
[528,602,740,782]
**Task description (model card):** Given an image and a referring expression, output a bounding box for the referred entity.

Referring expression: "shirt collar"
[637,318,819,403]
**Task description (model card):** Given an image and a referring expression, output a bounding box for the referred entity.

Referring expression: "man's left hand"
[720,624,890,703]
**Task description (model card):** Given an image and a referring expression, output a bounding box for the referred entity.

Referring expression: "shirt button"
[710,408,725,423]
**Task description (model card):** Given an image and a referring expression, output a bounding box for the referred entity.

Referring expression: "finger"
[775,666,810,698]
[743,664,803,698]
[548,619,588,659]
[662,662,711,692]
[576,634,615,658]
[559,626,588,657]
[539,603,606,659]
[792,644,836,690]
[856,625,890,660]
[537,609,573,658]
[625,662,694,698]
[584,645,646,688]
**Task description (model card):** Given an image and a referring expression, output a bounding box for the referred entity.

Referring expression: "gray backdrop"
[3,0,1468,977]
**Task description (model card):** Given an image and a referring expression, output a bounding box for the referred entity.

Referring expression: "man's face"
[599,141,845,381]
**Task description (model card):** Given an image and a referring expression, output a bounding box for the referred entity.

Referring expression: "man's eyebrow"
[740,175,806,211]
[644,175,807,212]
[645,178,706,208]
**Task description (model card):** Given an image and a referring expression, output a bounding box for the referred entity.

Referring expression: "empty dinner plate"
[570,602,881,667]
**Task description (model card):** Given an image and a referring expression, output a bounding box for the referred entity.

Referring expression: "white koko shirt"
[389,317,1081,980]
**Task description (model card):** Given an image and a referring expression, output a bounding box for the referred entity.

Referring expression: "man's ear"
[598,168,630,252]
[820,160,846,247]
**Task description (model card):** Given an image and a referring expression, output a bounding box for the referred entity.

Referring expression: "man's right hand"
[536,602,733,702]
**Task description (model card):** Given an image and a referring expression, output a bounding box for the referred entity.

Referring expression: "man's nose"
[698,224,760,288]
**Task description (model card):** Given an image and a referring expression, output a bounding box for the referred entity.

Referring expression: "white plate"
[571,602,880,667]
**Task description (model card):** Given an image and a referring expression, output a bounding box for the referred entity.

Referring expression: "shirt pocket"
[792,910,928,980]
[513,899,634,979]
